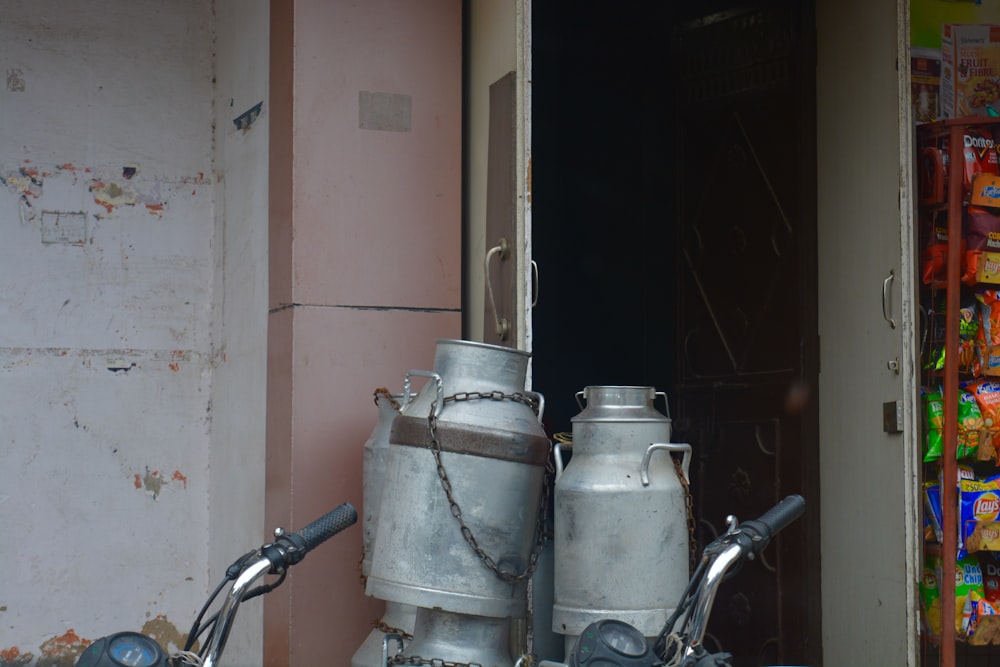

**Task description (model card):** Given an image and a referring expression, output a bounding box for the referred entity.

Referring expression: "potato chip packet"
[958,553,987,637]
[923,551,942,641]
[961,477,1000,557]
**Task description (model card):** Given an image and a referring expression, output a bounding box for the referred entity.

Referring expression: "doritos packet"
[981,552,1000,605]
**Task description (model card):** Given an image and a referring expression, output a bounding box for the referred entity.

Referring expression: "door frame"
[815,0,921,663]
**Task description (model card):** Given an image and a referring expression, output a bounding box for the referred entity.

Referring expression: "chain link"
[374,386,402,410]
[672,454,697,575]
[375,620,413,641]
[427,390,552,583]
[390,656,484,667]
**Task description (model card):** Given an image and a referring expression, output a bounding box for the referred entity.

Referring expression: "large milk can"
[353,389,418,667]
[366,339,551,619]
[552,386,691,649]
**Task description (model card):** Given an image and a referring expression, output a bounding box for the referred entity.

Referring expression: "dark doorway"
[531,3,821,666]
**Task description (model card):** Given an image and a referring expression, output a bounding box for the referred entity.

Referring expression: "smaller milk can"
[353,388,418,667]
[552,386,692,649]
[361,388,404,579]
[397,609,514,667]
[366,339,551,619]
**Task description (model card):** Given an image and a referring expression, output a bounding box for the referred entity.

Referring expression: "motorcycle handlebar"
[295,502,358,553]
[736,494,805,558]
[265,502,358,571]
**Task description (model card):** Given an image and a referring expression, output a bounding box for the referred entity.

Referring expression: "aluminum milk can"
[366,339,550,619]
[398,609,514,667]
[361,389,403,579]
[552,386,691,646]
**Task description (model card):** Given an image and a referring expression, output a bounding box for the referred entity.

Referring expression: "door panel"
[815,0,920,664]
[672,4,820,666]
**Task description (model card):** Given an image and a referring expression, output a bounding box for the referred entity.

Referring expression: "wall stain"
[6,68,25,92]
[0,646,33,666]
[141,615,190,655]
[133,468,188,496]
[1,167,42,199]
[89,180,136,213]
[2,162,207,221]
[37,629,88,667]
[142,468,163,498]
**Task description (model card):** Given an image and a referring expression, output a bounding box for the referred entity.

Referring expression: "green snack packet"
[959,390,984,459]
[922,552,942,640]
[958,553,986,637]
[925,389,944,462]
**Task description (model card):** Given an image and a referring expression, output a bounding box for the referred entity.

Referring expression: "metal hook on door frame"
[485,238,510,340]
[882,269,896,329]
[531,259,539,308]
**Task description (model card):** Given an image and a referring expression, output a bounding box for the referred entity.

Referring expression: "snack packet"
[961,477,1000,557]
[924,389,982,461]
[958,553,987,637]
[925,389,944,462]
[968,381,1000,463]
[963,206,1000,286]
[959,390,986,460]
[924,294,981,376]
[926,481,944,544]
[922,209,952,285]
[981,552,1000,606]
[979,290,1000,376]
[922,551,942,641]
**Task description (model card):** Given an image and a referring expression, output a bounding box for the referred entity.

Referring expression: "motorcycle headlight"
[75,632,169,667]
[568,619,657,667]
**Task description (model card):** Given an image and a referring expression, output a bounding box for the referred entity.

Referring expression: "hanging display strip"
[917,117,1000,663]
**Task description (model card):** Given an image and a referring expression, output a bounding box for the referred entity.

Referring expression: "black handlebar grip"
[755,494,806,536]
[738,494,805,558]
[295,502,358,553]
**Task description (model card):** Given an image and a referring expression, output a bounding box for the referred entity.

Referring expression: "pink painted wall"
[267,1,463,664]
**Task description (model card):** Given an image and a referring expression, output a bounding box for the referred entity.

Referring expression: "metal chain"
[427,390,552,583]
[375,620,413,641]
[390,656,484,667]
[374,386,402,410]
[673,454,697,575]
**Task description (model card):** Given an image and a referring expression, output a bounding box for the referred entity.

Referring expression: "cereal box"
[912,46,941,123]
[941,24,1000,119]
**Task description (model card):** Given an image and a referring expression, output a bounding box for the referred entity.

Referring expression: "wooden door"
[671,4,822,665]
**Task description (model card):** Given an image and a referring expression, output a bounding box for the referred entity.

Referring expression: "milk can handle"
[655,391,671,419]
[553,441,571,482]
[532,391,545,423]
[402,370,444,419]
[641,443,691,486]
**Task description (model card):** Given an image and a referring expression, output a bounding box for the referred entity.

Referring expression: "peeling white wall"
[208,0,270,663]
[0,2,220,662]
